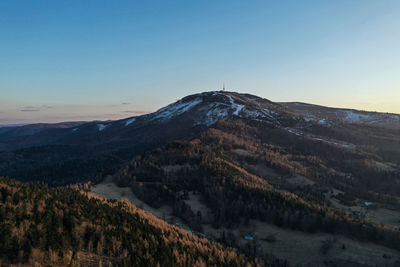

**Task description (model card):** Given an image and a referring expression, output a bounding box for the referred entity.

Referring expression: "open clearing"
[237,219,400,266]
[328,192,400,227]
[90,176,192,233]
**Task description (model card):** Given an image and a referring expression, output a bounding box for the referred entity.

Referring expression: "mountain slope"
[282,102,400,130]
[0,177,263,267]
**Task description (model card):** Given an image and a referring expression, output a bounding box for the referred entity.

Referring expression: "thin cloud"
[121,102,131,105]
[20,109,40,112]
[122,110,149,115]
[19,105,53,112]
[20,106,40,112]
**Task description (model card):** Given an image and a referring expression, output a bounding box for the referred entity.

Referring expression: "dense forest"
[200,119,400,203]
[0,177,269,267]
[115,141,400,253]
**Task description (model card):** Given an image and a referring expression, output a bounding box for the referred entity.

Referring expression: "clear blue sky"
[1,0,399,124]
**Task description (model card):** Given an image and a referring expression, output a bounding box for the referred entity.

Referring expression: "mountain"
[0,91,295,151]
[3,91,399,152]
[0,91,399,186]
[0,91,295,184]
[1,90,400,265]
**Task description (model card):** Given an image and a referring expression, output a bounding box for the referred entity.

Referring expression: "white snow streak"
[225,94,244,115]
[97,124,107,131]
[125,118,136,126]
[284,128,303,136]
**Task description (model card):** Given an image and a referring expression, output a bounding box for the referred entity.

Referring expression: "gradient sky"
[1,1,400,124]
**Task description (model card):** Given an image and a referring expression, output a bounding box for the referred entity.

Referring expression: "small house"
[244,235,254,241]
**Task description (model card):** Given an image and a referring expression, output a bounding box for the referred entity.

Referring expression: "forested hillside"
[109,137,400,265]
[0,177,265,267]
[199,118,400,202]
[115,141,400,250]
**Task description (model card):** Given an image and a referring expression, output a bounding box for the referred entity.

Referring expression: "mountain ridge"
[2,90,399,151]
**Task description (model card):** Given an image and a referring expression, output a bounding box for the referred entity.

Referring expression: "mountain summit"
[118,91,292,128]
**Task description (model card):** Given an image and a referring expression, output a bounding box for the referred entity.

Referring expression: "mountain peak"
[128,90,286,127]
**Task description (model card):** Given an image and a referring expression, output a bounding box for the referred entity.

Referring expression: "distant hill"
[281,102,400,130]
[0,121,87,150]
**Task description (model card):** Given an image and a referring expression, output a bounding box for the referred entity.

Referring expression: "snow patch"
[243,109,264,118]
[262,109,278,118]
[202,105,229,126]
[389,114,400,120]
[317,119,331,126]
[153,98,202,120]
[233,105,244,115]
[284,128,303,137]
[242,109,278,125]
[342,111,371,123]
[97,124,107,131]
[225,94,244,115]
[125,118,136,126]
[72,128,78,132]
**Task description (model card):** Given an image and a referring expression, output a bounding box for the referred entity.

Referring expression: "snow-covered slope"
[117,91,294,128]
[282,102,400,130]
